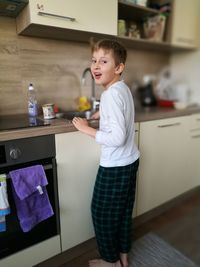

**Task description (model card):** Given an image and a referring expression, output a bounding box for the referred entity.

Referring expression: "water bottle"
[28,83,38,117]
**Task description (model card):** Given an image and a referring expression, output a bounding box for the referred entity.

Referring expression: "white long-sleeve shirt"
[95,80,140,167]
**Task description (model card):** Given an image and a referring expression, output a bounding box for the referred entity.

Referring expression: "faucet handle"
[92,99,100,111]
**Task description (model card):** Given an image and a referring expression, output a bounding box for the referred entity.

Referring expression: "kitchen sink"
[62,110,92,120]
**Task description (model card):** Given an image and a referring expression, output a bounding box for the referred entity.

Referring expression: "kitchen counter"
[1,106,200,141]
[135,105,200,122]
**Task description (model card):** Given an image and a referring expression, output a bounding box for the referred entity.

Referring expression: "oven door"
[0,158,60,259]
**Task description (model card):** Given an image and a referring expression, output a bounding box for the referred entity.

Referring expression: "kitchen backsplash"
[0,17,169,115]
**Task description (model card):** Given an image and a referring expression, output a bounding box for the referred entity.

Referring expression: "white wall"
[170,50,200,104]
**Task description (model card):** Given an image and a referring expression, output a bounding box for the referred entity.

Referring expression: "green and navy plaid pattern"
[91,159,139,263]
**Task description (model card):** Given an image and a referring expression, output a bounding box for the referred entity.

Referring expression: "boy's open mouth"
[93,72,102,79]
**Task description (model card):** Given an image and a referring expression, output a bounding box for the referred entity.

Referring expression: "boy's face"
[91,48,124,89]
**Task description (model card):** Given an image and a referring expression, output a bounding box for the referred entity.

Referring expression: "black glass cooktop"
[0,114,50,131]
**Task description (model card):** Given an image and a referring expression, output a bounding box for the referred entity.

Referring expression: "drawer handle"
[158,122,181,128]
[177,37,193,44]
[191,135,200,139]
[190,127,200,132]
[37,11,76,22]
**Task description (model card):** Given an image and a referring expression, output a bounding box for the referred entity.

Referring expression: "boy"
[72,39,140,267]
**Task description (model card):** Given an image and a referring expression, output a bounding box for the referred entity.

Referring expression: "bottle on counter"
[28,83,38,117]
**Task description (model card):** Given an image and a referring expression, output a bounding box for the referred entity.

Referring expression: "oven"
[0,135,60,260]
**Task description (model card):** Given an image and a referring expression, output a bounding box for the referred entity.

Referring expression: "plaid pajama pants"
[91,159,139,263]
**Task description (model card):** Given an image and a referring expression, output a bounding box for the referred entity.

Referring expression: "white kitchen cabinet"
[188,114,200,188]
[55,132,100,251]
[16,0,117,38]
[167,0,199,48]
[137,116,192,215]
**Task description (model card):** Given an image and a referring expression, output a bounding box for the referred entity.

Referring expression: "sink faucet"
[81,67,99,112]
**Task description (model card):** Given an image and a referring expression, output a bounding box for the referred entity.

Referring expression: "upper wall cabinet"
[16,0,117,39]
[15,0,198,52]
[166,0,199,48]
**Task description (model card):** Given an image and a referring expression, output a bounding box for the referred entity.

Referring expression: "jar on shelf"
[118,20,127,36]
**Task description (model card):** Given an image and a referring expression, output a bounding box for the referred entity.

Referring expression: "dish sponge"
[77,96,91,111]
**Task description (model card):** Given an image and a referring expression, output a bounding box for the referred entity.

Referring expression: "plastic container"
[118,20,126,36]
[173,101,187,110]
[28,83,38,117]
[158,99,174,108]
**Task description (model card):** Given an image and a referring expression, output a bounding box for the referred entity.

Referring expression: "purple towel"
[9,165,54,232]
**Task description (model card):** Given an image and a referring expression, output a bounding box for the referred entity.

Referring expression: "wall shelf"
[18,23,196,53]
[118,0,160,21]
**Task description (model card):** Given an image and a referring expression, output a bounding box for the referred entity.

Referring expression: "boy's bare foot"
[89,259,122,267]
[120,253,129,267]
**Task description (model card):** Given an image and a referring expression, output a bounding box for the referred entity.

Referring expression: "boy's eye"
[91,59,108,65]
[100,60,107,64]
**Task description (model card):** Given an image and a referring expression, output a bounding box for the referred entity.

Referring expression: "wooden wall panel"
[0,17,169,115]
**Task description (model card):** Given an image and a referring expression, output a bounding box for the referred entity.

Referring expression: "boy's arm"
[72,117,97,138]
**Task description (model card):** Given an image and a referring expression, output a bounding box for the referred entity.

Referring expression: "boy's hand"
[91,111,100,120]
[72,117,89,131]
[72,117,97,138]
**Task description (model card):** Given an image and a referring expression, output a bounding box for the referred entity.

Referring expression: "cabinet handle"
[176,37,193,44]
[37,11,76,22]
[191,135,200,139]
[157,122,181,128]
[190,127,200,132]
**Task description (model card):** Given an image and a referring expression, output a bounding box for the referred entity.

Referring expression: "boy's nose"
[94,62,100,68]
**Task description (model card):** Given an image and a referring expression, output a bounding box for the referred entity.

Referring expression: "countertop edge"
[1,107,200,141]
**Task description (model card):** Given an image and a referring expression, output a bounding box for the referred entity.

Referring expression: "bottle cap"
[29,83,34,90]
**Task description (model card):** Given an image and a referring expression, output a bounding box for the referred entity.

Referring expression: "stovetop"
[0,114,50,131]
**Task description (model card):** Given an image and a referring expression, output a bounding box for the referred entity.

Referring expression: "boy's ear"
[115,63,125,74]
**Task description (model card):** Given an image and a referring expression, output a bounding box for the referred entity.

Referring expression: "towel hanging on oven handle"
[5,163,53,179]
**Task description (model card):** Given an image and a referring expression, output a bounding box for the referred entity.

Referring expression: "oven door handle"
[43,163,53,170]
[4,164,53,179]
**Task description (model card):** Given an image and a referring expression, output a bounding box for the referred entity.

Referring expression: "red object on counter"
[54,105,59,113]
[158,99,174,108]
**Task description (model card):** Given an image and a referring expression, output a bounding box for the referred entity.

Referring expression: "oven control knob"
[10,148,21,160]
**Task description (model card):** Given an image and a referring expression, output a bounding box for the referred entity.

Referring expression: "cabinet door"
[169,0,199,48]
[17,0,117,35]
[55,132,100,251]
[132,123,140,218]
[137,116,191,215]
[189,114,200,188]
